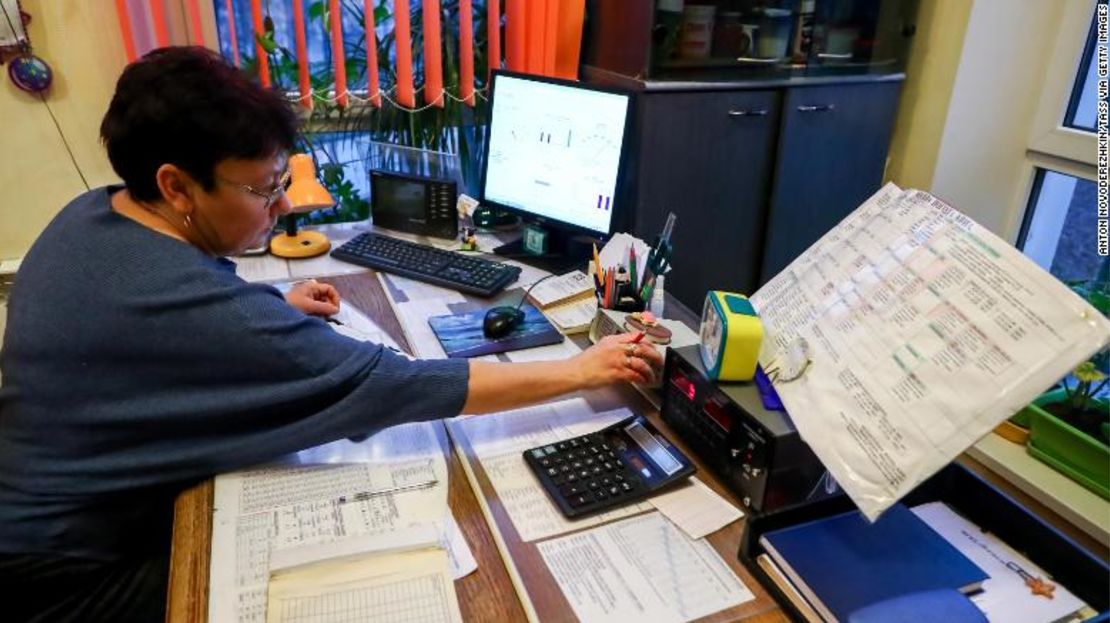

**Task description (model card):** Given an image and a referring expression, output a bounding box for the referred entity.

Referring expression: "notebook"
[759,503,988,623]
[427,305,564,358]
[526,270,595,309]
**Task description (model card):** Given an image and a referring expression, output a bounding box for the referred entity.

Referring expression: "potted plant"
[1024,361,1109,499]
[244,0,492,225]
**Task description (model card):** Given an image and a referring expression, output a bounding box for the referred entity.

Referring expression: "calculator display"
[625,420,682,475]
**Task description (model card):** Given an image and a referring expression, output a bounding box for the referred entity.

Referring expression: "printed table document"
[208,421,469,623]
[537,512,754,622]
[751,184,1110,520]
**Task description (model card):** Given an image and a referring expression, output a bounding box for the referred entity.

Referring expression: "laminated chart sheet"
[751,183,1110,520]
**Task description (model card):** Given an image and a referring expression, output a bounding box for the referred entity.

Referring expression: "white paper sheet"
[528,270,594,307]
[234,254,292,283]
[911,502,1087,623]
[287,421,442,465]
[209,424,453,623]
[544,297,599,334]
[598,232,651,281]
[648,477,744,540]
[537,512,755,622]
[452,399,654,542]
[287,253,369,280]
[751,183,1110,520]
[267,547,462,623]
[502,337,583,363]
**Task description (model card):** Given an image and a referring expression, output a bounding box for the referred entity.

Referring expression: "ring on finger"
[625,354,634,368]
[624,343,637,356]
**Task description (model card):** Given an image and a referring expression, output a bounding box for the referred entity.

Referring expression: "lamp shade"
[285,154,334,212]
[270,154,334,258]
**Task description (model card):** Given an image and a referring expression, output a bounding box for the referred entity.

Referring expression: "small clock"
[699,291,764,381]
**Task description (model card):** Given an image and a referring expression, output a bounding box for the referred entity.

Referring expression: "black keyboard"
[524,414,696,519]
[332,233,521,297]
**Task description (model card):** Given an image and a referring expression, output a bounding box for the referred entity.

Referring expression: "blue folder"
[760,503,989,623]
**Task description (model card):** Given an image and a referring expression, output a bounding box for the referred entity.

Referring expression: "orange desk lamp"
[269,154,334,258]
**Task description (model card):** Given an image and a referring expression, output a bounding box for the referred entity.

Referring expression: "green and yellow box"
[699,291,763,381]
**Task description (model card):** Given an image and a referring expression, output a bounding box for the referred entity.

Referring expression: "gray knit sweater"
[0,187,469,560]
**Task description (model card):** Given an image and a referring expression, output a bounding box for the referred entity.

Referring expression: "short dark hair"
[100,46,298,202]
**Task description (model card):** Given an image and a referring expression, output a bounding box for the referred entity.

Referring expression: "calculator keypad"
[527,433,644,515]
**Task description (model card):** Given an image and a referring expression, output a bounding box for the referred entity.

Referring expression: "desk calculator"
[524,414,696,518]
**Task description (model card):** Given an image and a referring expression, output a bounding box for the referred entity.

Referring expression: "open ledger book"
[527,270,598,334]
[751,183,1110,521]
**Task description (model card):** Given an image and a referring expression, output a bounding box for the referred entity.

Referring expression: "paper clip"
[764,337,811,383]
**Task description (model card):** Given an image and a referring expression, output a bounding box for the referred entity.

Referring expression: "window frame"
[1027,0,1097,168]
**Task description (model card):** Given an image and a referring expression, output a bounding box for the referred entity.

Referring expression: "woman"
[0,47,661,621]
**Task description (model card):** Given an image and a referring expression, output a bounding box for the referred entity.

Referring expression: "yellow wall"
[0,1,129,260]
[885,0,973,190]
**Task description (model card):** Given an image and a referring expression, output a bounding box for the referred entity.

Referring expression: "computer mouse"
[483,306,525,339]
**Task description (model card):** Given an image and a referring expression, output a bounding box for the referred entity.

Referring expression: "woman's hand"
[570,333,664,389]
[285,279,340,317]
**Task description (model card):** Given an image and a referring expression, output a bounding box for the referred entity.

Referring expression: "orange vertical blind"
[249,0,270,86]
[458,0,475,105]
[505,0,524,71]
[186,0,205,46]
[525,0,543,73]
[327,0,348,107]
[114,0,137,62]
[364,0,382,107]
[149,0,170,47]
[422,0,444,106]
[393,0,416,107]
[291,0,312,109]
[542,0,559,75]
[486,0,500,81]
[554,0,585,79]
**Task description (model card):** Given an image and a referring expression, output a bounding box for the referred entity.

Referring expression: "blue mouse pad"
[427,305,564,358]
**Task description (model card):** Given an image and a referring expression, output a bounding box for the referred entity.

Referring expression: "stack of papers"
[527,270,598,334]
[267,526,463,623]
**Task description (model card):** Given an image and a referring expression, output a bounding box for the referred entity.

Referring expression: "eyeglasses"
[219,170,292,209]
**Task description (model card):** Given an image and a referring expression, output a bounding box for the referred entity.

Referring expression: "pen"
[630,331,646,344]
[629,245,638,292]
[336,480,438,503]
[592,243,602,289]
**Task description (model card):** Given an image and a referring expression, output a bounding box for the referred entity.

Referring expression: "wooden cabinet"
[761,81,903,281]
[607,74,903,312]
[631,89,781,311]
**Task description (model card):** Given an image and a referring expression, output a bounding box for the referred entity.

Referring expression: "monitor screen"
[481,73,631,236]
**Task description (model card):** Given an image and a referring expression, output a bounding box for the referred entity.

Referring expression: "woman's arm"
[461,334,664,414]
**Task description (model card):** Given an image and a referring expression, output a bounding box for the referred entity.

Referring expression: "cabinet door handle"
[797,104,836,113]
[727,109,769,117]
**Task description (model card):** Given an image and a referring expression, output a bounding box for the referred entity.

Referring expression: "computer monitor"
[479,71,633,271]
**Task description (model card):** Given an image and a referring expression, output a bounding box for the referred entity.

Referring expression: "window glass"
[1064,17,1097,131]
[1018,169,1099,283]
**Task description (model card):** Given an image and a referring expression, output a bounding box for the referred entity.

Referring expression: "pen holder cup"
[599,283,646,313]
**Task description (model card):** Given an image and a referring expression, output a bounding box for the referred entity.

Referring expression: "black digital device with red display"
[661,345,842,514]
[523,414,696,519]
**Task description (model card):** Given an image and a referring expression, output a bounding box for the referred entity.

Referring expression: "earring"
[183,214,193,230]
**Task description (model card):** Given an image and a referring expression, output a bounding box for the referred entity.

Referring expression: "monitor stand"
[492,228,600,275]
